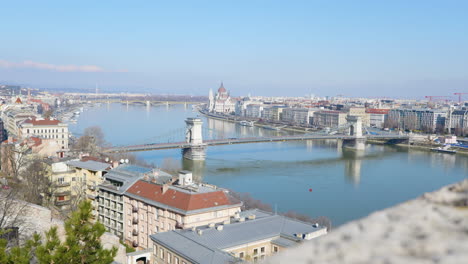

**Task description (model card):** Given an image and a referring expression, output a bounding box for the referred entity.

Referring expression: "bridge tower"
[182,118,206,160]
[343,115,366,150]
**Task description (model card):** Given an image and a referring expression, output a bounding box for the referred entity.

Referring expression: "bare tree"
[160,157,182,176]
[1,143,31,181]
[19,160,52,206]
[0,189,31,247]
[72,126,106,154]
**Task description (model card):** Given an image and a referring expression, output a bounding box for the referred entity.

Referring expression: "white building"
[245,104,264,118]
[208,83,236,114]
[19,118,69,149]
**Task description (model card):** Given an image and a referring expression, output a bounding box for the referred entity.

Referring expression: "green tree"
[0,232,41,264]
[36,200,117,264]
[1,200,117,264]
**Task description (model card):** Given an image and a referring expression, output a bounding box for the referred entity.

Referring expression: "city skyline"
[1,1,467,98]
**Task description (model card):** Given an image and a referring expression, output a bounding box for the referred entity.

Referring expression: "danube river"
[69,103,468,227]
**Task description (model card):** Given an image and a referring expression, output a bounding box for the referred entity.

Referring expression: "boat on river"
[431,145,457,154]
[239,120,254,127]
[262,125,285,131]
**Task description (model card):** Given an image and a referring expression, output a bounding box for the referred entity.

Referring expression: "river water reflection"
[69,103,468,226]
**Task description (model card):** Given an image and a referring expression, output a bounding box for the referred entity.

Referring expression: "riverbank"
[266,179,468,264]
[198,108,318,133]
[367,139,468,156]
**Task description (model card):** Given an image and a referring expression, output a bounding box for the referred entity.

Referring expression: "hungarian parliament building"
[208,82,236,114]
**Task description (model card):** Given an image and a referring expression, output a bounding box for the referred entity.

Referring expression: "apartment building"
[313,111,348,127]
[366,109,389,128]
[19,118,69,149]
[446,110,468,133]
[136,209,327,264]
[245,104,264,118]
[66,159,111,209]
[281,108,316,125]
[388,109,447,132]
[98,165,170,239]
[348,107,370,127]
[45,158,111,210]
[261,106,285,121]
[123,171,242,249]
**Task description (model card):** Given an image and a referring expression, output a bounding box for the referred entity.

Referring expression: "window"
[57,177,64,184]
[254,257,258,263]
[167,253,172,263]
[175,257,179,264]
[153,245,157,255]
[128,220,131,226]
[253,249,258,255]
[58,196,65,201]
[239,252,244,258]
[128,231,131,237]
[273,246,278,253]
[155,226,159,233]
[160,248,164,259]
[27,129,29,134]
[261,247,265,253]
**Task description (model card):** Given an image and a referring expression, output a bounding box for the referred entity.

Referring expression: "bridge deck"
[104,134,409,153]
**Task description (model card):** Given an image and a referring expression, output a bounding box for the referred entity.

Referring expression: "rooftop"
[22,118,61,126]
[150,209,326,264]
[67,159,111,172]
[126,180,240,214]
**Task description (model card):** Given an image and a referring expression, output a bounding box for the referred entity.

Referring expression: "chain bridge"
[104,116,410,160]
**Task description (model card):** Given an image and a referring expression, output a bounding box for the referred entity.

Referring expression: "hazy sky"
[1,0,467,98]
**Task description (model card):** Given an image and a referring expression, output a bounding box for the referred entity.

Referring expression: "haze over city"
[1,0,467,97]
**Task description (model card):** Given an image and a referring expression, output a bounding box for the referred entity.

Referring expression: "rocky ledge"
[265,180,468,264]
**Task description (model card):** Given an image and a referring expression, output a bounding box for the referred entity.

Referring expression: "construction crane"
[424,96,449,102]
[454,93,468,103]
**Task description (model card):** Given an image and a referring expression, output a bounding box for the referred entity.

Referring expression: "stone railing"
[265,180,468,264]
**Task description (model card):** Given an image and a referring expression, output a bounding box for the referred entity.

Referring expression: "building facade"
[347,107,370,127]
[388,109,447,132]
[97,165,159,239]
[19,118,69,149]
[208,83,236,114]
[446,110,468,134]
[313,111,348,128]
[143,209,327,264]
[366,109,389,128]
[123,171,242,249]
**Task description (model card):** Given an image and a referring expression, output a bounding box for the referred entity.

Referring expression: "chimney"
[178,170,193,186]
[162,184,169,194]
[112,160,119,168]
[248,215,256,220]
[197,229,203,236]
[216,225,224,231]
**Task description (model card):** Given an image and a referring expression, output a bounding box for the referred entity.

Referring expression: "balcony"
[132,229,138,236]
[56,182,71,187]
[132,217,139,225]
[55,191,71,197]
[55,200,71,206]
[132,206,138,213]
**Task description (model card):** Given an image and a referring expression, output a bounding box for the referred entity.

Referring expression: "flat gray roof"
[67,160,110,171]
[150,210,326,263]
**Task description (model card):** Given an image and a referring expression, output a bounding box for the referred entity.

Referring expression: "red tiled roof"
[366,108,390,114]
[29,137,42,147]
[24,118,61,126]
[127,180,235,212]
[15,97,22,104]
